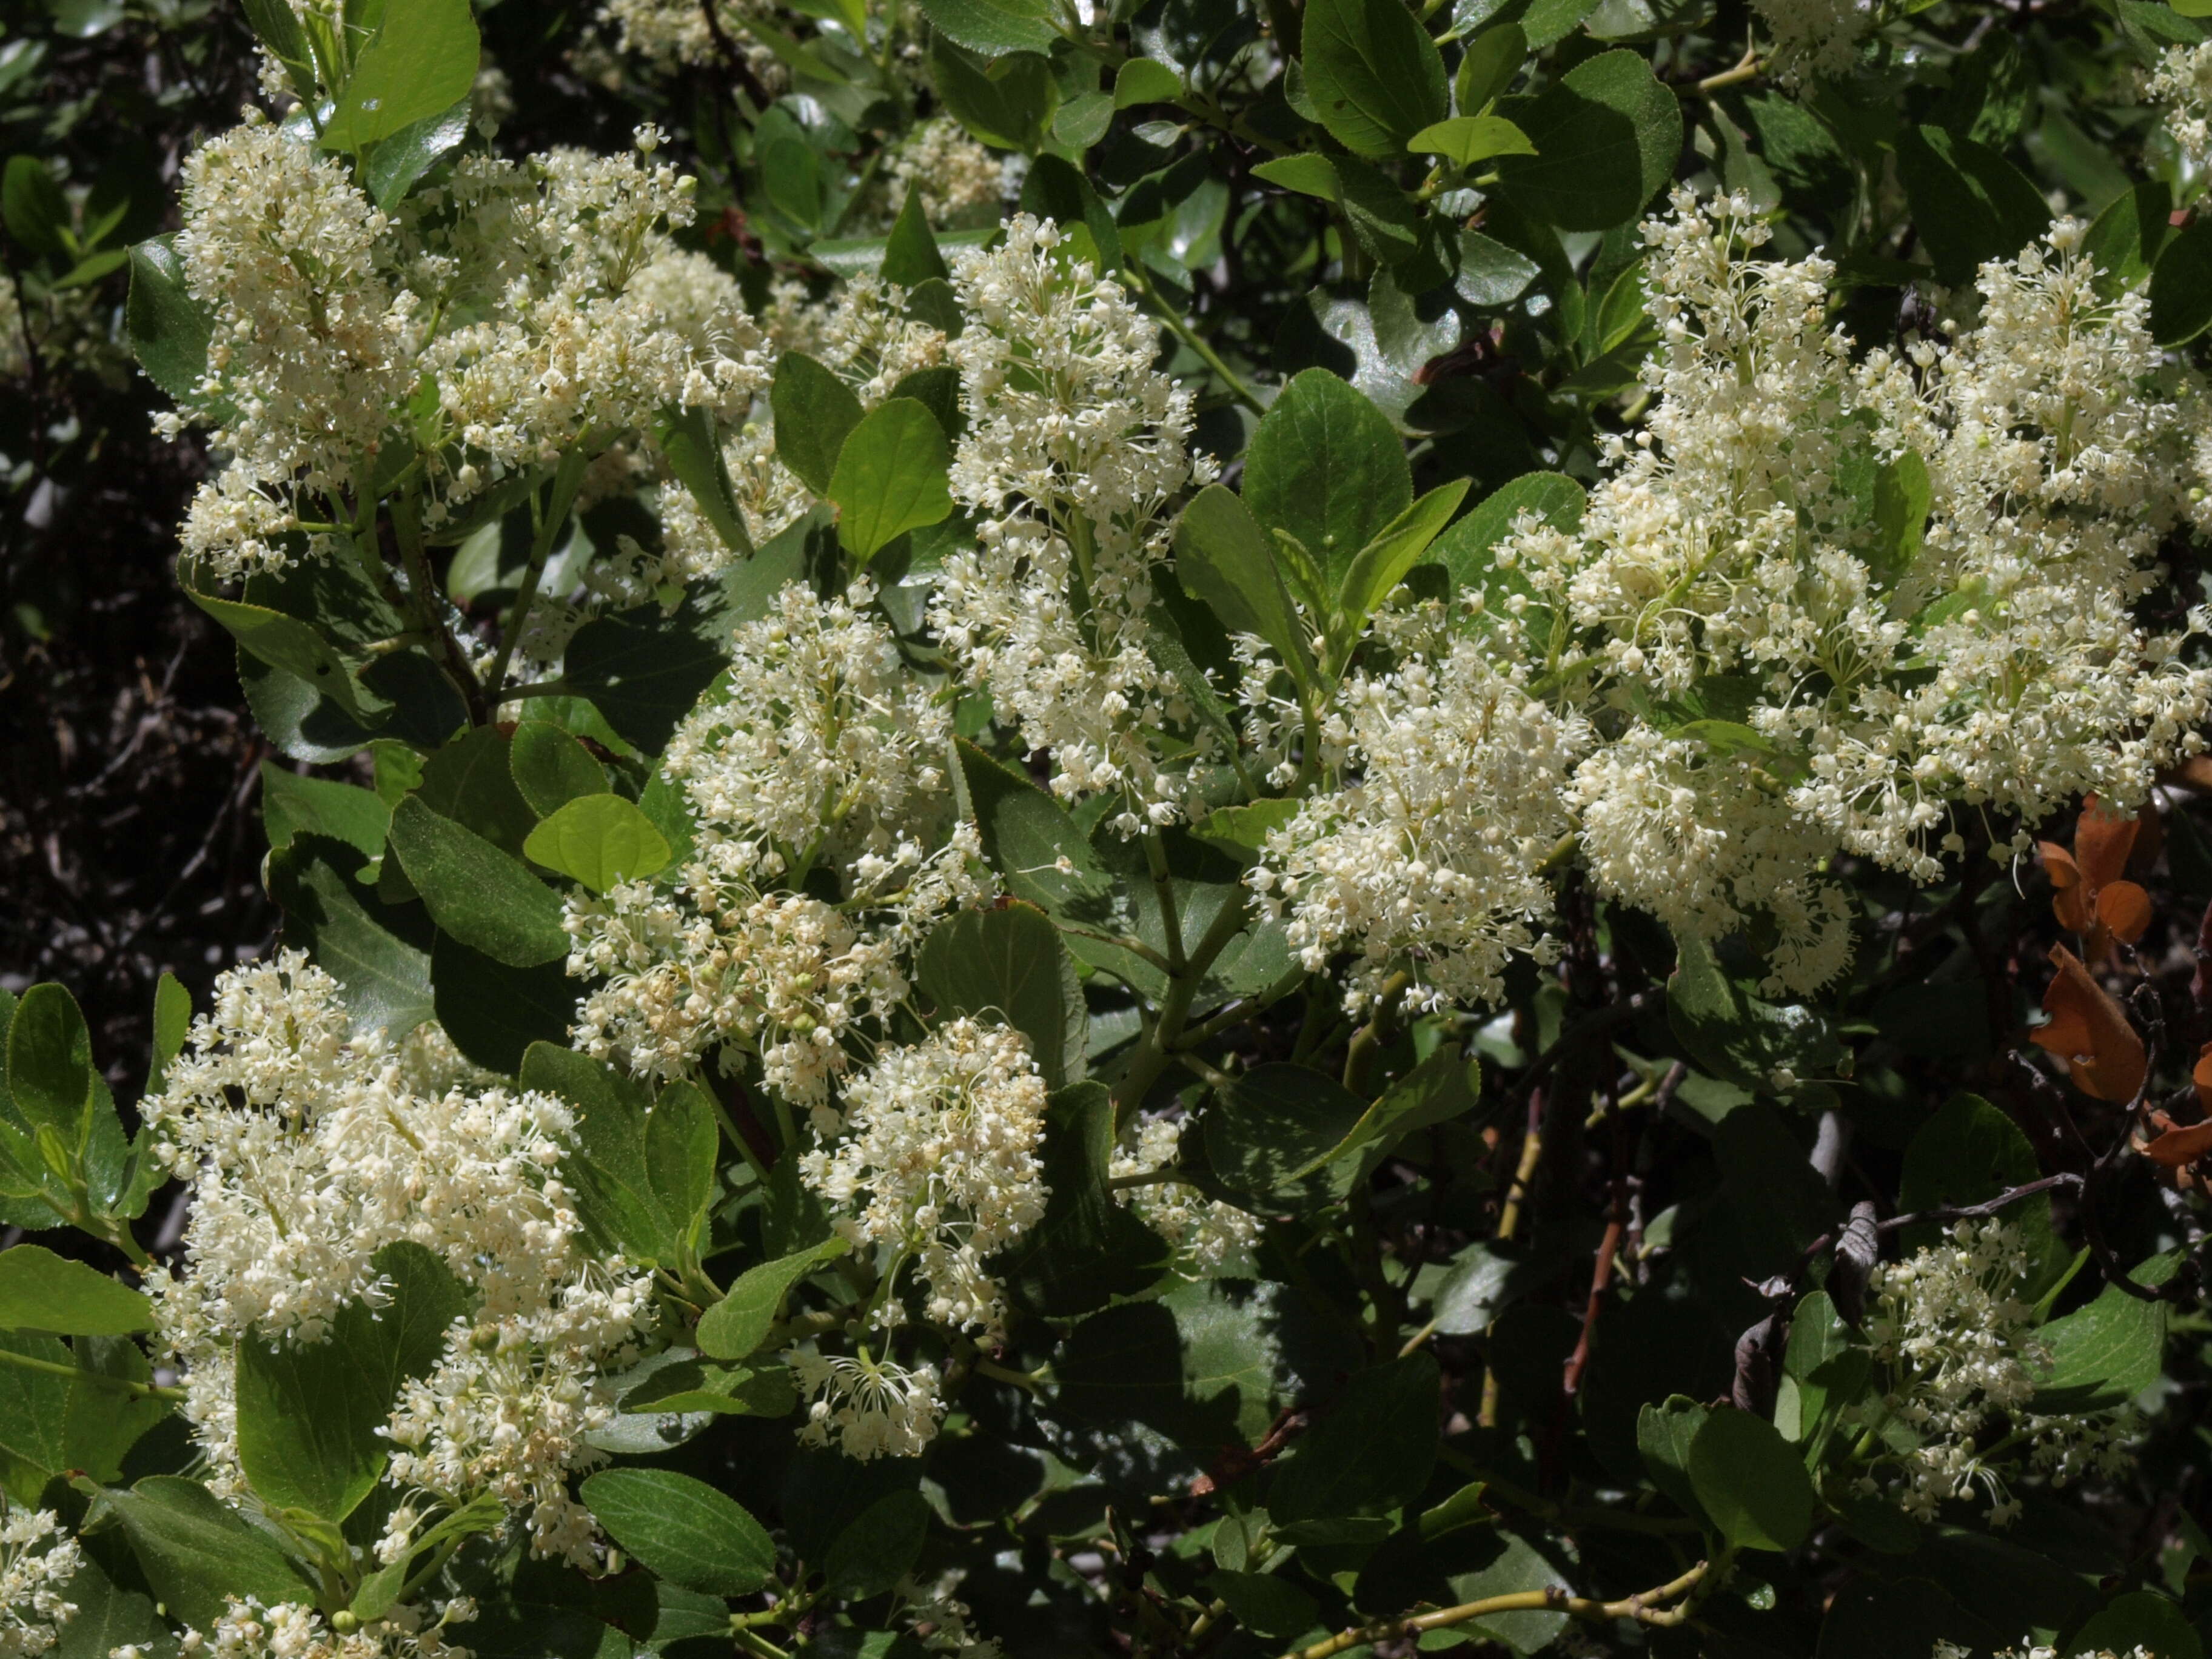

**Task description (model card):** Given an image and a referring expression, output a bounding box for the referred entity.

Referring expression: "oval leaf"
[581,1469,776,1596]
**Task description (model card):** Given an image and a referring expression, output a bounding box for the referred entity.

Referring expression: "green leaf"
[1892,124,2051,287]
[1328,154,1425,266]
[235,1242,466,1521]
[7,984,94,1142]
[1245,369,1411,597]
[1635,1394,1709,1521]
[49,1552,172,1659]
[321,0,481,153]
[388,796,569,967]
[2068,1591,2203,1659]
[509,722,606,819]
[1267,1353,1439,1522]
[0,1246,151,1335]
[2082,180,2173,301]
[916,0,1057,55]
[2036,1253,2178,1412]
[695,1238,850,1361]
[261,762,392,862]
[1496,50,1681,231]
[881,187,951,286]
[523,794,674,894]
[771,352,865,497]
[1666,930,1845,1096]
[1454,228,1544,306]
[1301,0,1449,159]
[363,98,472,210]
[520,1045,708,1266]
[1116,56,1182,106]
[1252,152,1342,199]
[267,834,435,1039]
[101,1476,319,1631]
[918,902,1087,1090]
[995,1082,1169,1318]
[148,973,191,1099]
[1053,89,1116,150]
[580,1469,776,1596]
[240,0,316,100]
[1334,478,1470,636]
[1171,484,1316,683]
[1899,1094,2063,1289]
[127,237,214,406]
[653,404,753,557]
[1202,1571,1318,1641]
[1407,113,1536,165]
[930,38,1057,150]
[3,156,70,256]
[565,589,732,756]
[1453,21,1526,113]
[1686,1407,1815,1551]
[828,397,955,561]
[825,1490,932,1600]
[1203,1063,1367,1212]
[1870,449,1930,587]
[1019,153,1122,270]
[953,739,1116,919]
[1313,1045,1478,1181]
[2151,218,2212,346]
[183,580,384,725]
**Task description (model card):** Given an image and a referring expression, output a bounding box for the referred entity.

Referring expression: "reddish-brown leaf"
[2031,945,2147,1103]
[2194,1041,2212,1112]
[2074,794,2139,891]
[2142,1112,2212,1168]
[2096,880,2153,946]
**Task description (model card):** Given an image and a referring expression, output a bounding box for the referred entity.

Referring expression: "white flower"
[799,1017,1050,1339]
[0,1506,81,1659]
[2147,41,2212,172]
[785,1350,946,1460]
[1110,1117,1262,1275]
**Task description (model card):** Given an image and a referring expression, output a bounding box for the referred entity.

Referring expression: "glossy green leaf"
[1171,484,1315,683]
[261,762,391,861]
[1335,478,1470,634]
[389,796,569,967]
[565,590,732,756]
[1893,124,2051,287]
[2036,1253,2178,1412]
[881,187,951,286]
[2151,218,2212,346]
[235,1242,466,1521]
[918,901,1087,1089]
[828,397,954,560]
[1301,0,1449,158]
[1687,1408,1815,1551]
[148,972,191,1098]
[363,98,471,209]
[1245,369,1410,597]
[0,1246,151,1335]
[929,37,1057,150]
[581,1469,776,1596]
[520,1045,711,1266]
[1116,56,1182,106]
[1203,1063,1367,1212]
[267,834,435,1038]
[127,236,215,406]
[696,1237,849,1361]
[7,984,94,1142]
[240,0,316,99]
[321,0,481,152]
[654,404,754,556]
[1453,21,1526,113]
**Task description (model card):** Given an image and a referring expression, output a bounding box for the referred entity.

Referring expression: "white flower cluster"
[0,1506,81,1659]
[930,214,1222,830]
[596,0,791,79]
[799,1017,1050,1339]
[1498,190,2212,994]
[176,1596,474,1659]
[1253,607,1586,1012]
[2147,41,2212,172]
[1852,1221,2132,1526]
[786,1350,947,1461]
[1110,1116,1263,1274]
[168,116,763,580]
[1748,0,1877,84]
[566,580,984,1100]
[1934,1644,2151,1659]
[145,950,651,1562]
[885,118,1011,229]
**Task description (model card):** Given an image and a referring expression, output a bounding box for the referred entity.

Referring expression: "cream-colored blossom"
[0,1506,80,1659]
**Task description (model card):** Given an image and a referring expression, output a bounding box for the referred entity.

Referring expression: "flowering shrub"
[13,0,2212,1654]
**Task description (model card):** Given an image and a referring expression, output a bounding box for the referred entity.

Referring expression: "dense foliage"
[10,0,2212,1654]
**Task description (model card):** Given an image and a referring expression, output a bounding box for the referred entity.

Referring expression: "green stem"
[0,1344,183,1401]
[1124,263,1266,415]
